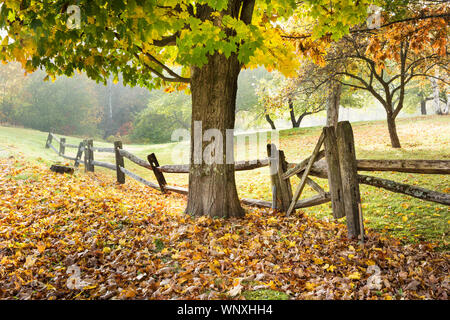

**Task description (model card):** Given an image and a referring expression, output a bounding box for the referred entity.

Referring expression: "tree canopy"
[0,0,374,88]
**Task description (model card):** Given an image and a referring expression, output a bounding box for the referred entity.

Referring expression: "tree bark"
[431,75,440,114]
[420,99,427,115]
[444,93,450,115]
[289,99,300,128]
[326,81,341,128]
[386,113,401,148]
[186,52,244,218]
[265,114,276,130]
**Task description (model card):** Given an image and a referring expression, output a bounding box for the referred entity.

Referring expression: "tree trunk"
[420,100,427,115]
[443,93,450,115]
[295,112,311,128]
[265,114,276,130]
[387,114,401,148]
[186,53,244,218]
[326,81,341,128]
[289,99,311,128]
[431,76,440,114]
[289,100,299,128]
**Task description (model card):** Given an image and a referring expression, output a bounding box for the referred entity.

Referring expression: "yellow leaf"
[37,242,46,253]
[348,271,361,280]
[83,284,97,290]
[313,257,324,265]
[305,282,317,291]
[326,265,336,272]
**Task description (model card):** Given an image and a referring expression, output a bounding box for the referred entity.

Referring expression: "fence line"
[44,122,449,238]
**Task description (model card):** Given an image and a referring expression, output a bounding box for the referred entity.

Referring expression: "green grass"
[0,115,449,250]
[242,289,290,300]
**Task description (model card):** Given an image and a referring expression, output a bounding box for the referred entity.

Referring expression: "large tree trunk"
[326,81,342,128]
[387,113,401,148]
[186,53,244,218]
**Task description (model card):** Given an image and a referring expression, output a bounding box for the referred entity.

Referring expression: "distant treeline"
[0,62,269,144]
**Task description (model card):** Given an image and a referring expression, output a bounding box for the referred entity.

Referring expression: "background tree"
[327,5,449,147]
[94,76,150,140]
[131,89,191,143]
[254,65,368,129]
[19,71,102,136]
[0,62,26,124]
[254,70,326,129]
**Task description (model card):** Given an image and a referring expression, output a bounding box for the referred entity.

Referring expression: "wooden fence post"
[86,139,94,172]
[59,138,66,156]
[45,133,52,148]
[323,126,346,219]
[148,153,167,193]
[83,140,88,172]
[74,141,85,168]
[336,121,362,239]
[114,141,125,184]
[280,150,293,203]
[267,144,292,212]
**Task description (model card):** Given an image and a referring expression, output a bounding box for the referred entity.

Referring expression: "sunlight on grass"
[0,115,449,249]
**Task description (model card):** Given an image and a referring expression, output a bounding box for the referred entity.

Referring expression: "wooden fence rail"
[45,134,196,196]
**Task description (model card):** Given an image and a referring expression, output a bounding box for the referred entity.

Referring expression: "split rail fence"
[45,121,450,239]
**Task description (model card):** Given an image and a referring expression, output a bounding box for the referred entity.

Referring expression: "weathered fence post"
[114,141,125,184]
[45,133,52,148]
[86,139,94,172]
[83,140,88,172]
[148,153,167,193]
[59,137,66,156]
[267,144,292,212]
[323,126,346,219]
[74,141,85,168]
[280,150,293,202]
[336,121,363,239]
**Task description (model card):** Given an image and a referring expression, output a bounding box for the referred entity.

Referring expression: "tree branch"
[133,52,189,83]
[240,0,256,25]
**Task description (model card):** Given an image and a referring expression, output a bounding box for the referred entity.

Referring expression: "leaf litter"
[0,157,448,300]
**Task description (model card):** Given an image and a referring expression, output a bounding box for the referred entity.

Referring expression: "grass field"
[0,115,449,250]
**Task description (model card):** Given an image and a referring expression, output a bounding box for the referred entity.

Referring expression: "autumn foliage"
[0,156,448,300]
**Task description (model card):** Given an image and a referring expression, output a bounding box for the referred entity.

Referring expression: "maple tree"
[323,5,449,147]
[0,0,375,218]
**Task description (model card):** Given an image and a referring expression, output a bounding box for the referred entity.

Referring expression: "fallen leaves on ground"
[0,157,448,300]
